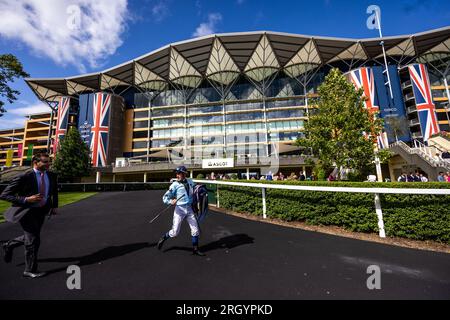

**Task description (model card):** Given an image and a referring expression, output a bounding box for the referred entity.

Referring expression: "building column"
[302,166,306,176]
[112,174,116,183]
[190,170,194,179]
[96,171,101,184]
[246,168,250,180]
[143,172,147,183]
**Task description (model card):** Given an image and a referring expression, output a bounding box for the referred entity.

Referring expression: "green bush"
[196,173,205,179]
[216,180,450,243]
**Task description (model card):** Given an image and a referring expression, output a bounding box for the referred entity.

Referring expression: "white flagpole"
[375,10,394,99]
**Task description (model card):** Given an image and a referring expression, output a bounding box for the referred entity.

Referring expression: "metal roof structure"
[25,27,450,102]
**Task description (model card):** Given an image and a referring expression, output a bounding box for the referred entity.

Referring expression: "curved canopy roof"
[25,26,450,101]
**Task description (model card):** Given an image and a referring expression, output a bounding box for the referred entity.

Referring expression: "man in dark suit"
[0,152,58,278]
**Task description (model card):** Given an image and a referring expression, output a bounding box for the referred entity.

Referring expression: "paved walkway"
[0,191,449,299]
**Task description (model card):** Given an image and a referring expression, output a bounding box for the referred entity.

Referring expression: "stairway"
[389,140,450,180]
[428,135,450,152]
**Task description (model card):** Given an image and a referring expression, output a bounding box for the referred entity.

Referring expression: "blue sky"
[0,0,449,129]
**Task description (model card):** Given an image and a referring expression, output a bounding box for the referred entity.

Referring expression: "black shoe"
[2,243,12,263]
[23,271,46,278]
[193,247,206,256]
[157,237,166,250]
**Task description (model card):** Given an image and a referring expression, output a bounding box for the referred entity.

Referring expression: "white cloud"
[0,116,27,130]
[193,13,222,37]
[152,0,170,21]
[0,102,51,130]
[0,0,129,72]
[7,102,50,116]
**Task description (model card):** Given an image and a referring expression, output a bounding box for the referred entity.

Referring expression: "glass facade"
[131,73,310,158]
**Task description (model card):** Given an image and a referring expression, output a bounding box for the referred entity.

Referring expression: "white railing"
[391,140,450,169]
[194,179,450,239]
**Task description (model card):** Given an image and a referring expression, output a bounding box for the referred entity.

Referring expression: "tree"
[0,54,30,116]
[296,68,385,180]
[52,127,91,182]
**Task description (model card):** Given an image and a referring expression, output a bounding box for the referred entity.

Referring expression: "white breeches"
[168,205,200,237]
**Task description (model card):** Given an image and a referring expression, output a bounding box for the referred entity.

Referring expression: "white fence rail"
[194,179,450,238]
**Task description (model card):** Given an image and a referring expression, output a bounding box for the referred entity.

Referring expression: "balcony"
[411,132,423,139]
[404,93,415,101]
[401,80,412,90]
[407,106,417,114]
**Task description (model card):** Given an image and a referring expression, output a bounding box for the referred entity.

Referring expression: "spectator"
[273,174,279,181]
[260,175,266,180]
[420,174,428,182]
[299,173,306,181]
[413,171,421,182]
[328,173,335,181]
[397,172,407,182]
[407,172,415,182]
[310,172,316,181]
[447,172,450,182]
[279,172,285,181]
[367,175,377,182]
[266,171,273,181]
[437,172,446,182]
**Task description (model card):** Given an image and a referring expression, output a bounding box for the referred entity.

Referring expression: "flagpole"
[375,10,394,100]
[374,9,387,182]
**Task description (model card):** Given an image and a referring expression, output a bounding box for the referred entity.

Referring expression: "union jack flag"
[349,67,379,115]
[53,96,70,154]
[90,93,111,167]
[408,64,439,142]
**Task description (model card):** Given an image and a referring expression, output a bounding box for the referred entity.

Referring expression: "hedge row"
[211,181,450,244]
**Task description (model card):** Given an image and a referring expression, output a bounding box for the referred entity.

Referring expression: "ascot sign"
[202,158,234,169]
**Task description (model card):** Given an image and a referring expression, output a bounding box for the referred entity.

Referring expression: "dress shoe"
[192,246,206,256]
[2,243,12,263]
[23,271,47,278]
[157,237,166,250]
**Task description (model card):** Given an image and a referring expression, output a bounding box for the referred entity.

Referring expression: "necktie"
[39,172,46,207]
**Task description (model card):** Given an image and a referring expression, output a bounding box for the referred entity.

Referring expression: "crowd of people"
[396,171,450,182]
[204,169,450,182]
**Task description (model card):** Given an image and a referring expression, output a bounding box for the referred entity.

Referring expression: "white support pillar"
[262,187,267,219]
[216,185,220,208]
[96,171,101,184]
[190,170,194,179]
[143,172,147,183]
[302,166,306,176]
[374,193,386,238]
[246,168,250,180]
[112,174,116,183]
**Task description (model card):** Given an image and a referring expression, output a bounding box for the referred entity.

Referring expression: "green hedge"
[214,180,450,244]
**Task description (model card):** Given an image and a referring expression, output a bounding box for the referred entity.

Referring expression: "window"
[134,111,149,118]
[267,109,304,119]
[152,128,185,139]
[226,112,263,122]
[189,115,223,124]
[133,131,148,139]
[152,118,184,128]
[151,107,184,118]
[132,141,148,149]
[188,105,223,114]
[225,102,263,112]
[134,120,148,129]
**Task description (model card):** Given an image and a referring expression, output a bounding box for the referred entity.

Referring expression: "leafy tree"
[52,127,91,182]
[0,54,30,116]
[296,68,387,179]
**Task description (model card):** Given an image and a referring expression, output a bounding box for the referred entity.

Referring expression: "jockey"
[157,166,205,256]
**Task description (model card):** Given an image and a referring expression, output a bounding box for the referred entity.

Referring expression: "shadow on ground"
[163,233,254,253]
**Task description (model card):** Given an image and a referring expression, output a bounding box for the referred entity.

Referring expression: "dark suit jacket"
[0,169,59,223]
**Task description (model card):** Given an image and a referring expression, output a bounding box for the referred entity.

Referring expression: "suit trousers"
[7,207,48,272]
